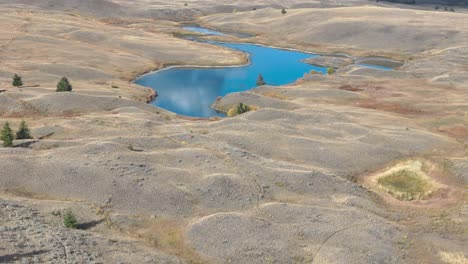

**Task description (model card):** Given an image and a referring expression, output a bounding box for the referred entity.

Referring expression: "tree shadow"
[76,218,105,230]
[0,249,49,263]
[14,139,39,148]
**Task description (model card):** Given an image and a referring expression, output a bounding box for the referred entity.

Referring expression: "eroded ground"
[0,1,467,263]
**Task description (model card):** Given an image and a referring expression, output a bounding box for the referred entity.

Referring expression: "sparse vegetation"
[438,251,468,264]
[377,169,434,201]
[227,103,257,117]
[327,67,335,75]
[56,77,73,92]
[63,209,77,229]
[16,120,32,140]
[12,73,23,87]
[1,122,14,147]
[256,74,266,86]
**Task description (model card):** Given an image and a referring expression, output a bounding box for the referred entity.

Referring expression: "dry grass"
[356,99,426,115]
[128,218,207,263]
[338,85,363,92]
[439,251,468,264]
[369,160,441,201]
[377,170,434,201]
[261,91,290,100]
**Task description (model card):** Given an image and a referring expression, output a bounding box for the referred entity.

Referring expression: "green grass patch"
[377,169,434,201]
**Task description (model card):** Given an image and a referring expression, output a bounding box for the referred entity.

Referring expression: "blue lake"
[136,41,327,118]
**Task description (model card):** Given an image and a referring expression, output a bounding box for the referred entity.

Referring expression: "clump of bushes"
[281,8,287,15]
[1,120,33,147]
[227,103,258,117]
[327,67,335,75]
[310,70,321,75]
[56,77,73,92]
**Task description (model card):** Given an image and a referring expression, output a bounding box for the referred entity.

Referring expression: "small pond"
[136,27,327,117]
[135,26,398,117]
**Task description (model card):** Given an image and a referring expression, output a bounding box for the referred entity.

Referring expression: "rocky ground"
[0,1,467,264]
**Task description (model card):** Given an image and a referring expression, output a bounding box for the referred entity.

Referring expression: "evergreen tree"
[1,122,14,147]
[256,74,266,86]
[63,210,77,229]
[12,74,23,87]
[16,120,32,140]
[235,103,251,115]
[56,77,73,92]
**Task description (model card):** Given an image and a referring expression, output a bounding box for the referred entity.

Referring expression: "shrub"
[327,67,335,75]
[227,103,258,117]
[56,77,73,92]
[12,74,23,87]
[16,120,32,140]
[1,122,14,147]
[256,74,266,86]
[281,8,287,15]
[235,103,250,115]
[63,210,77,229]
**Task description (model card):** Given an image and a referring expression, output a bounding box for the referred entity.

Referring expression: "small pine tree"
[56,77,73,92]
[12,74,23,87]
[235,103,251,115]
[281,8,287,15]
[16,120,32,140]
[63,210,77,229]
[256,74,266,86]
[1,122,14,147]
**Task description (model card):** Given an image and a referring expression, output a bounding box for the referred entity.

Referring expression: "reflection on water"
[182,26,225,36]
[135,33,328,117]
[182,25,254,38]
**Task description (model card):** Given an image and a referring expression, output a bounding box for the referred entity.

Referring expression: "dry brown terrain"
[0,1,467,264]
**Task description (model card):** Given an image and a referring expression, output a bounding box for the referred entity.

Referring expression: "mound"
[26,92,159,115]
[0,0,125,17]
[202,6,468,53]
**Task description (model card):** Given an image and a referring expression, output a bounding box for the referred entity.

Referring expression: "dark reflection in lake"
[135,41,327,118]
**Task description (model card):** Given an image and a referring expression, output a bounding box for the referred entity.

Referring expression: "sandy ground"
[0,1,467,264]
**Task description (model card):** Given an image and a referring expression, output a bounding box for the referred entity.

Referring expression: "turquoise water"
[136,41,327,117]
